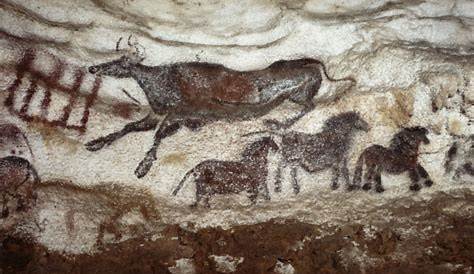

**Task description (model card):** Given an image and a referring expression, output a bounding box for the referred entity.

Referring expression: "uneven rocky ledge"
[1,187,473,274]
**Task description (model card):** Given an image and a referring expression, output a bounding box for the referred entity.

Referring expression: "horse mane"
[321,111,360,132]
[389,127,428,149]
[241,137,271,159]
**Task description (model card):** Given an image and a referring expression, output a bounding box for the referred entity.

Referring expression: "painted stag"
[86,36,354,178]
[352,127,433,192]
[172,137,278,207]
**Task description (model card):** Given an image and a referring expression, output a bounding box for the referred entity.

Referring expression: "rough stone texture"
[0,0,473,273]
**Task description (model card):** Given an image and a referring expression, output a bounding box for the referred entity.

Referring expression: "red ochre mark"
[4,49,101,133]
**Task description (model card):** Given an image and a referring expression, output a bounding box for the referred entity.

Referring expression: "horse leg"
[408,168,421,191]
[331,165,340,190]
[135,115,182,178]
[249,191,258,205]
[362,164,375,191]
[274,161,285,192]
[340,158,351,189]
[417,164,433,187]
[86,113,159,151]
[290,167,300,194]
[374,167,384,193]
[262,181,271,201]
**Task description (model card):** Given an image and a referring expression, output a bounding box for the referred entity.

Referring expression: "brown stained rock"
[1,208,474,274]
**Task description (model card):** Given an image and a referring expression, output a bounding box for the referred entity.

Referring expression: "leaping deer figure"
[86,36,355,178]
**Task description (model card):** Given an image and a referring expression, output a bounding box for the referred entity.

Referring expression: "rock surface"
[0,0,473,273]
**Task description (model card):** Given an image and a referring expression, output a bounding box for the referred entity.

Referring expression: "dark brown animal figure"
[352,127,433,192]
[0,156,40,218]
[86,37,354,178]
[275,112,369,193]
[172,137,278,207]
[0,123,33,158]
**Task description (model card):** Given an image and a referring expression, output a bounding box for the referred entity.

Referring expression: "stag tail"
[316,62,356,86]
[351,152,365,190]
[172,168,195,195]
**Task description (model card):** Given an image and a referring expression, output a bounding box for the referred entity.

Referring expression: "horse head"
[241,136,279,159]
[406,126,430,144]
[88,36,145,78]
[323,111,370,134]
[391,126,430,151]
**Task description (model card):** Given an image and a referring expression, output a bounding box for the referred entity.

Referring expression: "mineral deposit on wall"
[0,0,473,273]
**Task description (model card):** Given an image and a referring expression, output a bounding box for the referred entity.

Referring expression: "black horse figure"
[352,127,433,192]
[247,112,369,193]
[277,112,369,193]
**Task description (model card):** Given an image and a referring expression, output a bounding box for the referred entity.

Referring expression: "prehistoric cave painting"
[86,36,355,178]
[172,137,278,207]
[0,123,33,159]
[273,112,369,193]
[445,135,474,180]
[4,48,101,133]
[352,127,433,192]
[0,124,39,218]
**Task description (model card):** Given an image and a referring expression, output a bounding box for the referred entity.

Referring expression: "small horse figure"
[172,137,278,207]
[276,112,369,193]
[352,127,433,192]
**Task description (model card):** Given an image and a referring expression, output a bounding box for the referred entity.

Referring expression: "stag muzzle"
[88,65,99,74]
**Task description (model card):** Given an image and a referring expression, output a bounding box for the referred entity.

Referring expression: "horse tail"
[352,152,365,187]
[28,162,40,184]
[172,167,196,196]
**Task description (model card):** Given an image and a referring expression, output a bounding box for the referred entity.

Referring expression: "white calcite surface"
[0,0,473,260]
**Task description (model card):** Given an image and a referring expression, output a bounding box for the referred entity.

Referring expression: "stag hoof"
[362,183,372,191]
[135,155,156,178]
[375,185,385,193]
[263,119,283,130]
[85,138,110,151]
[293,186,300,195]
[347,184,360,191]
[409,184,421,191]
[424,180,433,187]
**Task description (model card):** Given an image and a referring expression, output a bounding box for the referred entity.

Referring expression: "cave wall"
[0,0,473,273]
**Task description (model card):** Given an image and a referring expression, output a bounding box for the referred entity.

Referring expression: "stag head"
[88,35,146,78]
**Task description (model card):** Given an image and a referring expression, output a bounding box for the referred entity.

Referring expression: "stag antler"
[114,35,146,62]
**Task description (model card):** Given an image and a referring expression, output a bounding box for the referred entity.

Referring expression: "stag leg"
[408,168,421,191]
[265,103,315,130]
[85,113,159,151]
[290,167,300,194]
[416,164,433,187]
[135,116,181,178]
